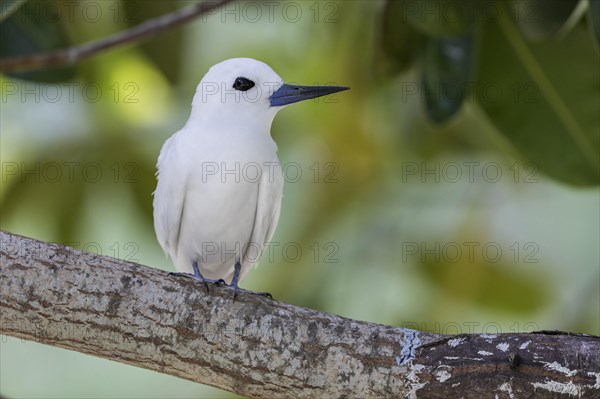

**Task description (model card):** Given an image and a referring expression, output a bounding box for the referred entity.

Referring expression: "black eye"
[233,77,255,91]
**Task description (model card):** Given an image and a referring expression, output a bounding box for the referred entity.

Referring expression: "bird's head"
[191,58,349,126]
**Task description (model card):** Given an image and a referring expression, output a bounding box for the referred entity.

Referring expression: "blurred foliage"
[477,17,599,185]
[0,0,75,81]
[511,0,583,41]
[376,0,599,185]
[0,0,28,22]
[421,32,474,122]
[591,0,600,43]
[1,0,599,398]
[123,1,184,83]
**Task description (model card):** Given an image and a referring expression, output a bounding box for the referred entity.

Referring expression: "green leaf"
[476,12,600,185]
[589,0,600,45]
[0,1,74,82]
[510,0,582,41]
[421,32,475,123]
[123,0,183,83]
[402,0,485,38]
[375,0,422,76]
[0,0,28,23]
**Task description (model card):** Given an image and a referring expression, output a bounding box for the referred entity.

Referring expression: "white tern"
[153,58,349,298]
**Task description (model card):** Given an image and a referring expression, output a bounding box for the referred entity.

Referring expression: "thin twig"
[0,0,235,73]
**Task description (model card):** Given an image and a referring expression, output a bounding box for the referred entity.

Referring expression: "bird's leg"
[169,261,226,294]
[228,261,273,301]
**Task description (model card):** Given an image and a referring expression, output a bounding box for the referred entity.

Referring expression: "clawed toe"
[169,261,272,300]
[168,262,227,294]
[231,286,273,301]
[228,261,273,301]
[168,271,223,284]
[168,271,192,278]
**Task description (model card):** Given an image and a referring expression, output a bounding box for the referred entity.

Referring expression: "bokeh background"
[1,0,599,398]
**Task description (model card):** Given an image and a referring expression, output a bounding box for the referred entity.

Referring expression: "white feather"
[153,58,284,284]
[153,58,347,286]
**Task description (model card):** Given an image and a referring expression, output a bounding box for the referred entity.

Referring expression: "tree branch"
[0,0,234,73]
[1,230,599,398]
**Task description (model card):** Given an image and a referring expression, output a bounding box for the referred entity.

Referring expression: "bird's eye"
[233,77,255,92]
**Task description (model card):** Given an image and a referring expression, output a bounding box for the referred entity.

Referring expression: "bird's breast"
[171,126,282,275]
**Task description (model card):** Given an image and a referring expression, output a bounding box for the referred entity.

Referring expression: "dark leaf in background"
[375,0,422,76]
[0,0,75,82]
[402,0,487,38]
[421,32,475,123]
[590,0,600,45]
[123,0,183,83]
[510,0,581,41]
[477,13,600,186]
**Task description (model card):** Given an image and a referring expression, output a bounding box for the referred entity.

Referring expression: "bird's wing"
[152,132,187,260]
[239,162,284,280]
[263,173,284,244]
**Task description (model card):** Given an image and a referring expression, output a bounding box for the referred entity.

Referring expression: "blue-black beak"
[270,84,350,107]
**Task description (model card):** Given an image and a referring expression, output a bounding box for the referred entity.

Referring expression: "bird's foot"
[168,271,226,284]
[168,261,226,294]
[229,285,273,302]
[168,271,226,293]
[228,261,272,301]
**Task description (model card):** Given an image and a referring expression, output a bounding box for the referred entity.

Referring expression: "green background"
[1,1,599,398]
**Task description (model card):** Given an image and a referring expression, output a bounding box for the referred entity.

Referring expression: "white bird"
[153,58,349,298]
